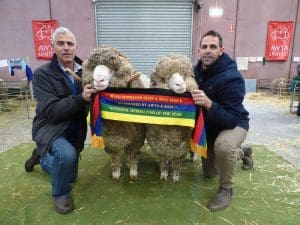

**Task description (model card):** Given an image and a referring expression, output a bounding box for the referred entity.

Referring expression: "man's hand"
[82,84,96,102]
[191,89,212,111]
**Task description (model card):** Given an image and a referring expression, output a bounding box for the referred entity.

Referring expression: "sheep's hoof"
[112,169,121,180]
[160,171,168,180]
[173,175,180,183]
[130,170,138,179]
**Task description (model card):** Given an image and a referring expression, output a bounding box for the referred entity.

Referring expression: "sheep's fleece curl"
[150,54,197,91]
[82,45,145,88]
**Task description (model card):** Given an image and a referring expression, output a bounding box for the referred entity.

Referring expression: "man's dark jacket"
[194,53,249,140]
[32,54,88,156]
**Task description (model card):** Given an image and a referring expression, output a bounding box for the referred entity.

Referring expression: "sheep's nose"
[176,82,184,87]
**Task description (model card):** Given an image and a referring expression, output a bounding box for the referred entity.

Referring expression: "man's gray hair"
[51,27,76,45]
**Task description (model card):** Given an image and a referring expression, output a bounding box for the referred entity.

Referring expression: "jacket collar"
[194,53,236,78]
[49,54,83,79]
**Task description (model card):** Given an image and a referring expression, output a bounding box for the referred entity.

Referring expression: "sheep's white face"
[93,65,112,91]
[168,73,186,93]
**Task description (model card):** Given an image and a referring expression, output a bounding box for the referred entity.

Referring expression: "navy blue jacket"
[32,54,88,156]
[194,53,249,140]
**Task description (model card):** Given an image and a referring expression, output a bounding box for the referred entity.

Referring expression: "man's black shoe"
[208,187,234,212]
[53,196,74,214]
[242,146,253,170]
[24,148,40,172]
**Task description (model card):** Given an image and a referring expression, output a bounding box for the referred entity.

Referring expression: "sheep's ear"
[109,56,120,71]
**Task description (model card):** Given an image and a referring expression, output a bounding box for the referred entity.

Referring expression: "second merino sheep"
[146,54,198,182]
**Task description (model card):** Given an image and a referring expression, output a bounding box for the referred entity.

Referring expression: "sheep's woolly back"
[150,54,198,91]
[82,45,139,88]
[129,72,150,88]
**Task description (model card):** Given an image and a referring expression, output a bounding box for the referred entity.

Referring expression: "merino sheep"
[146,54,198,182]
[82,45,149,180]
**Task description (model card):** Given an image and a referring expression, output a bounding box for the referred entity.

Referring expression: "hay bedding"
[246,92,291,106]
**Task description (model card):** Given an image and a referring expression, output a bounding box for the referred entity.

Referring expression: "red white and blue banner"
[90,88,207,158]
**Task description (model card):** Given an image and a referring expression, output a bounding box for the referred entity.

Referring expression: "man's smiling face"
[198,35,224,69]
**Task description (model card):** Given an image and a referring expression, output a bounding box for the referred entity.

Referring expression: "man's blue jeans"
[40,136,79,198]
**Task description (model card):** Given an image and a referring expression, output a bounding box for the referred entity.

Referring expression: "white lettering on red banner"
[32,20,59,60]
[265,21,294,61]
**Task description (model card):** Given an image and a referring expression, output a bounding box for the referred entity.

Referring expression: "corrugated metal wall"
[95,0,193,75]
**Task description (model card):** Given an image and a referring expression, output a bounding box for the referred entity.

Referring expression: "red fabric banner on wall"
[265,21,294,61]
[32,20,59,60]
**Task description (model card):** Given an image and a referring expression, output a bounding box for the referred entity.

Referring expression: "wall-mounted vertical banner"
[32,20,59,60]
[265,21,294,61]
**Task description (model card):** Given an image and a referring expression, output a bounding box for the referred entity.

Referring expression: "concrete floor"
[244,93,300,169]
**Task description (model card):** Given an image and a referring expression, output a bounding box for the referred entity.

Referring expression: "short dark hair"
[200,30,223,48]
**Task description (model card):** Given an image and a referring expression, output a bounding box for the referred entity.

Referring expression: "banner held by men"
[90,88,207,158]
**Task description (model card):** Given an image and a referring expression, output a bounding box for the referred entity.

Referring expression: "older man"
[24,27,95,214]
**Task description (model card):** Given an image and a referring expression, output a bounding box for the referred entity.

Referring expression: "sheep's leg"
[172,159,182,182]
[160,160,169,180]
[127,150,138,179]
[111,153,121,180]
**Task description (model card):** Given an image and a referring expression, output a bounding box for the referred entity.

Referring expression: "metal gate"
[94,0,193,75]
